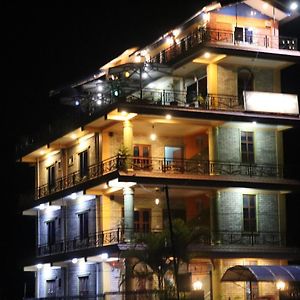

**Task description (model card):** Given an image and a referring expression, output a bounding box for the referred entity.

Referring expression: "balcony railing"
[150,27,298,64]
[36,156,119,199]
[37,228,286,257]
[35,156,294,200]
[37,228,123,256]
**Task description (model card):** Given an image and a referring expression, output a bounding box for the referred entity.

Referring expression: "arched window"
[238,68,254,105]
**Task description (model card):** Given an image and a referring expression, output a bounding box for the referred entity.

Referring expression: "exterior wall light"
[192,280,203,290]
[36,264,43,269]
[290,2,298,10]
[155,198,160,205]
[166,36,175,46]
[72,258,78,264]
[100,253,108,260]
[276,281,286,290]
[166,114,172,120]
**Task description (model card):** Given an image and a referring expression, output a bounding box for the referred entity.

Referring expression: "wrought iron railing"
[35,156,119,199]
[149,27,298,64]
[211,230,286,246]
[35,155,294,200]
[37,228,286,257]
[127,156,284,178]
[37,228,123,256]
[24,290,171,300]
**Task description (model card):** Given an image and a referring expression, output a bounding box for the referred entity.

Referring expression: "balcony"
[37,228,286,257]
[35,156,297,200]
[37,228,123,257]
[149,27,298,65]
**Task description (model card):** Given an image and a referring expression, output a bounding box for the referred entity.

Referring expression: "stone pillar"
[123,186,134,242]
[123,120,133,156]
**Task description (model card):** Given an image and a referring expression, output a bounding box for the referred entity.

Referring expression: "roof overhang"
[221,265,300,282]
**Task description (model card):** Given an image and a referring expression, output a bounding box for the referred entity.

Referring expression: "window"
[46,279,56,297]
[47,164,56,191]
[241,131,254,163]
[79,276,89,296]
[234,27,253,44]
[134,209,151,233]
[133,145,151,169]
[237,68,253,105]
[78,211,89,240]
[243,194,257,232]
[47,220,56,246]
[79,150,88,178]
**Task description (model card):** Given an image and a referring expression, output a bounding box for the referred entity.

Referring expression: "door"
[79,211,89,242]
[47,220,56,249]
[134,209,151,233]
[79,150,89,178]
[164,146,183,171]
[133,145,151,169]
[48,164,56,192]
[46,280,56,297]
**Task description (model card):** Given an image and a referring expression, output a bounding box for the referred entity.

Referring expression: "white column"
[123,186,134,242]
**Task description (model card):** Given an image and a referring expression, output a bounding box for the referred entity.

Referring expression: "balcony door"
[133,144,151,169]
[79,149,89,178]
[78,211,89,241]
[164,146,183,171]
[238,68,253,105]
[47,164,56,191]
[79,276,89,297]
[47,220,56,247]
[134,209,151,233]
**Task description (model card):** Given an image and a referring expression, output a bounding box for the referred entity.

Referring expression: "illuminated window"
[241,131,254,163]
[243,194,257,232]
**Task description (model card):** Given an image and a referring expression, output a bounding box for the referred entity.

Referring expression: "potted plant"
[117,144,129,171]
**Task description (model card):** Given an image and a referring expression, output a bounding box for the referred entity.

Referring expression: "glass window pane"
[133,146,139,157]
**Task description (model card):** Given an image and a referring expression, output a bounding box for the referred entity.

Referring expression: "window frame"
[47,219,56,246]
[79,149,89,178]
[243,194,257,233]
[47,164,56,190]
[241,131,255,164]
[78,275,89,296]
[78,211,89,241]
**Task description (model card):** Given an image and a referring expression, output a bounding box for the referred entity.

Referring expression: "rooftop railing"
[37,228,286,257]
[149,27,298,64]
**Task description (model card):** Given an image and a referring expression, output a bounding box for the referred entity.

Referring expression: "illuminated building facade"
[20,1,300,299]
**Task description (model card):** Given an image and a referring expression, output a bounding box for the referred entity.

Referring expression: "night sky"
[4,2,300,299]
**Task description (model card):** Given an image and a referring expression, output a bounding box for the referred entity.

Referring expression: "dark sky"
[4,2,300,299]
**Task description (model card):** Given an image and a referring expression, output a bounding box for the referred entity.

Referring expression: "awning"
[221,265,300,282]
